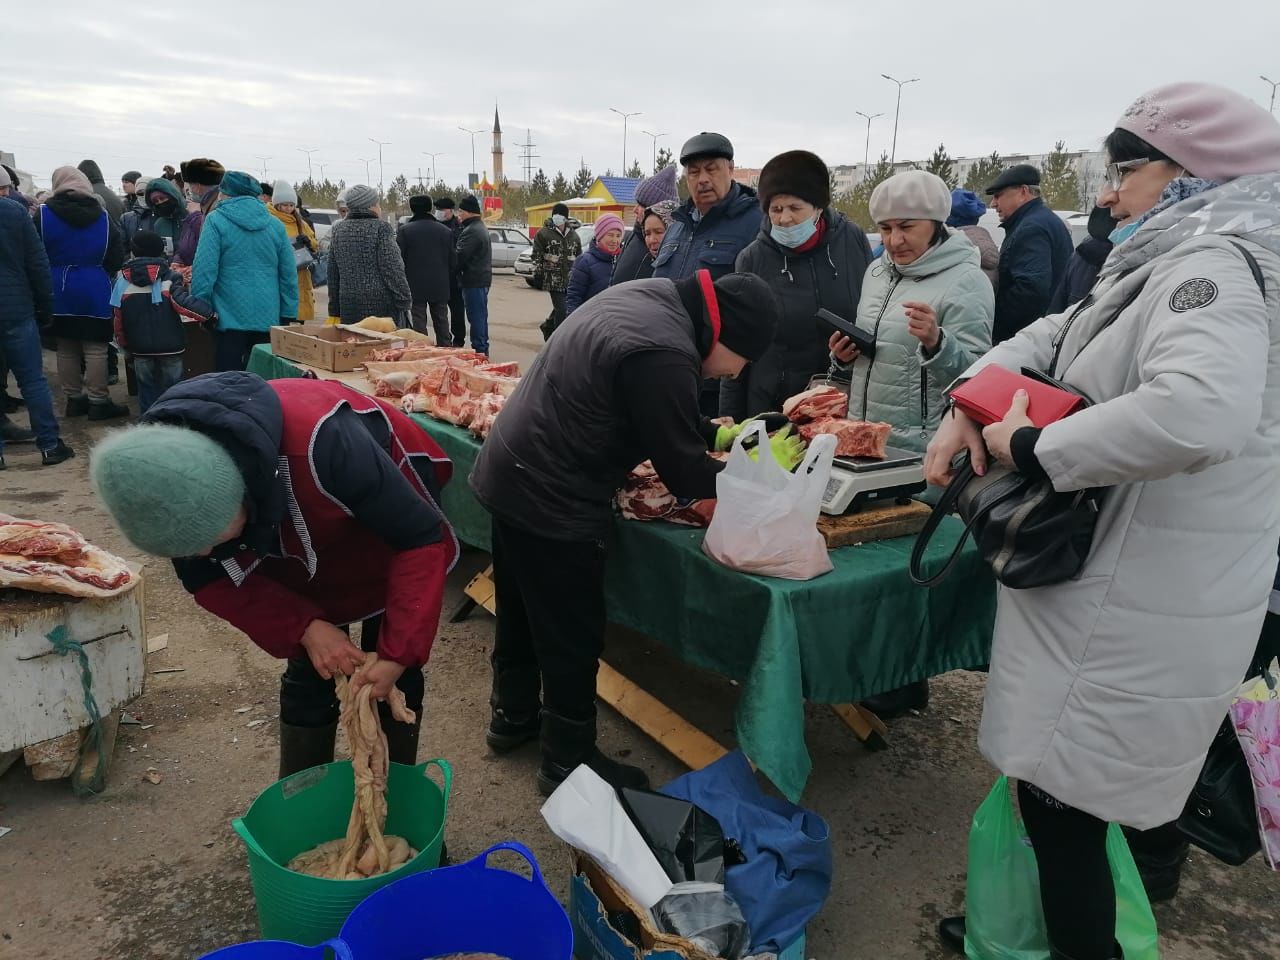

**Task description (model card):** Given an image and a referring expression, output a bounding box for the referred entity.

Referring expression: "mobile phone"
[816,308,877,359]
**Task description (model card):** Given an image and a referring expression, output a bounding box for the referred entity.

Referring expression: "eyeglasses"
[1105,158,1150,190]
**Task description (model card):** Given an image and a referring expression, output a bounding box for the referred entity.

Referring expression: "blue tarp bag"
[661,751,831,953]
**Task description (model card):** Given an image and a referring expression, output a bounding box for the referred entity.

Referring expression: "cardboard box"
[268,323,402,372]
[570,851,806,960]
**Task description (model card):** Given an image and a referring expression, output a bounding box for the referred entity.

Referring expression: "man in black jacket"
[454,195,492,354]
[986,164,1073,342]
[1046,205,1116,315]
[434,197,467,345]
[397,195,456,345]
[470,271,785,795]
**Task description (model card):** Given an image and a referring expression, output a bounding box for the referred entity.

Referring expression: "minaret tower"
[492,104,504,184]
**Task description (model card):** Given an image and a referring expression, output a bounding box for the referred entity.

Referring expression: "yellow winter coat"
[269,204,318,321]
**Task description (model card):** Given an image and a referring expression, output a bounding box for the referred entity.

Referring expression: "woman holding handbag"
[926,83,1280,960]
[268,180,317,322]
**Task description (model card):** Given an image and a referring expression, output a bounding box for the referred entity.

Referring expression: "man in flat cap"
[986,163,1073,342]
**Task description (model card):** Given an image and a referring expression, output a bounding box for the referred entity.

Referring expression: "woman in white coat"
[926,82,1280,960]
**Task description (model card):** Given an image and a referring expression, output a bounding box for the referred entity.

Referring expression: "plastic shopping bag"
[964,778,1158,960]
[1232,658,1280,869]
[702,422,835,581]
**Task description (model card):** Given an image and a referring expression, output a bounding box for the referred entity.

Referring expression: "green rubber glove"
[747,424,807,470]
[714,422,746,452]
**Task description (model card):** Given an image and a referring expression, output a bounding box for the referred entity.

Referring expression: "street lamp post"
[422,152,445,186]
[854,111,884,171]
[610,108,642,174]
[254,156,272,180]
[368,138,390,193]
[458,127,485,184]
[641,130,667,173]
[357,158,373,183]
[1263,75,1279,114]
[297,147,318,182]
[881,74,919,164]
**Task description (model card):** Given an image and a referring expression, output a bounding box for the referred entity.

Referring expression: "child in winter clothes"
[112,231,216,413]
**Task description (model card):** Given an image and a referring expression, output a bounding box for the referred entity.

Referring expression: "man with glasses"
[985,163,1073,342]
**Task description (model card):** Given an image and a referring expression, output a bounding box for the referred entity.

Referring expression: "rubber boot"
[537,709,649,797]
[381,704,422,766]
[938,916,965,955]
[278,721,337,779]
[860,679,929,720]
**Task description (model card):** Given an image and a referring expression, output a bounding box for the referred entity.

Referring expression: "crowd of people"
[4,77,1280,960]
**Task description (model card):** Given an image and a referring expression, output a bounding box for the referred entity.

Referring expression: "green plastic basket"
[231,758,452,946]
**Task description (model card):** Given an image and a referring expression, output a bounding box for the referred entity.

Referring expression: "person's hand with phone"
[828,331,859,365]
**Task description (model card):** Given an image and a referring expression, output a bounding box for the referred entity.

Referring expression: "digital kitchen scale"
[819,446,926,515]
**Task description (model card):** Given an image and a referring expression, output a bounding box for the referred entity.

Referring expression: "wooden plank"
[24,729,81,780]
[831,704,889,752]
[818,499,931,548]
[597,662,728,771]
[463,565,497,617]
[76,709,121,791]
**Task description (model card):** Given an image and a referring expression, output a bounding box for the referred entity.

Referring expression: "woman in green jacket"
[830,169,993,717]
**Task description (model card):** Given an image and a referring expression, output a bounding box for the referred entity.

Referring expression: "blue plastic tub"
[340,842,572,959]
[199,939,350,959]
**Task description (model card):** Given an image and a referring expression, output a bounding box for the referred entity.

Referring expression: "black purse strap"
[909,459,974,587]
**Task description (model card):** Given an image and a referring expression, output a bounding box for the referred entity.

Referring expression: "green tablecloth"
[247,342,996,799]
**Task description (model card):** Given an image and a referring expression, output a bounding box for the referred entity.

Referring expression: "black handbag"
[1176,716,1261,865]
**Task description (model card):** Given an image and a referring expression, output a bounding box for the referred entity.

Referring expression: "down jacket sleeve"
[565,253,591,315]
[21,209,54,322]
[1035,247,1270,491]
[921,268,994,390]
[377,223,412,312]
[190,218,222,304]
[194,576,324,660]
[274,220,299,320]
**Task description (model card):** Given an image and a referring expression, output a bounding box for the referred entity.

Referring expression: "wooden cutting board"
[818,500,932,548]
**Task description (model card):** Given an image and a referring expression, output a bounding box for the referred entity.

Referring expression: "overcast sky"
[4,0,1279,191]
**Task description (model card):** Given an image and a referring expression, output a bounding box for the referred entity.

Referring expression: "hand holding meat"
[924,406,987,486]
[349,657,408,701]
[828,331,860,365]
[980,390,1033,468]
[301,620,367,679]
[902,301,940,351]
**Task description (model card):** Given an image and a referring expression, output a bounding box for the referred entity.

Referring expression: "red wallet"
[949,365,1086,428]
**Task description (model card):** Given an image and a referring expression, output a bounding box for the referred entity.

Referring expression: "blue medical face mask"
[551,214,566,227]
[1109,220,1140,245]
[772,216,819,249]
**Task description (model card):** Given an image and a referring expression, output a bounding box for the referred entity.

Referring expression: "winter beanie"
[130,231,166,258]
[869,170,953,224]
[122,170,143,185]
[757,150,830,210]
[713,273,780,361]
[459,194,482,214]
[220,171,262,198]
[1115,82,1280,181]
[0,166,11,188]
[91,425,246,558]
[946,189,987,227]
[345,184,379,211]
[593,213,624,239]
[634,164,680,207]
[271,180,297,205]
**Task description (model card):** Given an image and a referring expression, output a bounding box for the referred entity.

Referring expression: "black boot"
[860,679,929,720]
[41,441,75,466]
[1122,822,1187,903]
[538,709,649,797]
[381,705,422,766]
[88,399,130,421]
[938,916,965,955]
[0,416,35,444]
[487,707,541,753]
[278,721,337,779]
[487,661,542,753]
[65,396,89,417]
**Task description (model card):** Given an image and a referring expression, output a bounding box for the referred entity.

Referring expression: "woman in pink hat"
[927,82,1280,959]
[565,212,625,316]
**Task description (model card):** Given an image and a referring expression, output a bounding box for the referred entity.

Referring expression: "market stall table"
[247,343,996,800]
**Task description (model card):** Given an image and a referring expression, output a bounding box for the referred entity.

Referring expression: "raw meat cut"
[616,456,725,527]
[369,345,484,363]
[783,385,849,423]
[372,371,418,398]
[468,394,506,439]
[797,418,892,458]
[0,515,136,598]
[477,361,520,377]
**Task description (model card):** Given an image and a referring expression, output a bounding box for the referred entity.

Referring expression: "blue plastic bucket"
[198,938,351,959]
[339,842,572,959]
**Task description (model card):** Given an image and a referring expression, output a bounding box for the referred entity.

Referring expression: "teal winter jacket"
[192,195,298,331]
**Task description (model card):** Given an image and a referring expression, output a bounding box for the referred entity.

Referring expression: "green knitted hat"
[90,425,246,558]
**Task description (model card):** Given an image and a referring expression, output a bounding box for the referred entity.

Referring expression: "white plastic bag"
[702,422,835,580]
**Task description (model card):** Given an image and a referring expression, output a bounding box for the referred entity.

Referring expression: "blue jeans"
[462,287,490,356]
[0,316,59,454]
[133,354,185,414]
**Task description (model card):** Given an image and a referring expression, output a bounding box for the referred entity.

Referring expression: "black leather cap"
[985,163,1041,195]
[680,132,734,165]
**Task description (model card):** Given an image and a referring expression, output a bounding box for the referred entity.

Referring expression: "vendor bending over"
[91,372,458,777]
[471,269,784,795]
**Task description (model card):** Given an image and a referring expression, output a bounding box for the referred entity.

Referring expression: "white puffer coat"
[967,174,1280,827]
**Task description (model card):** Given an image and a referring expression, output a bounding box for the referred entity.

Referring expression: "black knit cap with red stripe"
[695,269,780,362]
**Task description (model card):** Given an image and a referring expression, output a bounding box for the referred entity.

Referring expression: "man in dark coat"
[396,195,456,345]
[470,271,786,796]
[986,164,1073,342]
[77,159,125,222]
[0,193,73,467]
[121,171,143,213]
[121,178,191,257]
[531,202,581,339]
[433,197,467,345]
[454,196,492,355]
[176,158,225,267]
[1046,205,1116,314]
